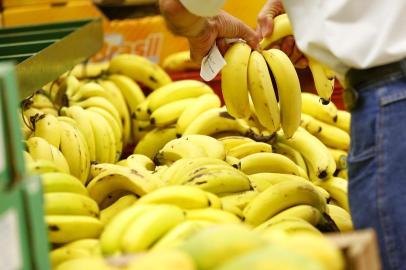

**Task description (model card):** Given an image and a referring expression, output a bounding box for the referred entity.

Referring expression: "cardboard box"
[327,229,381,270]
[3,0,104,27]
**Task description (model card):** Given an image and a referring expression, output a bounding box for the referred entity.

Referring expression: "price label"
[200,43,226,81]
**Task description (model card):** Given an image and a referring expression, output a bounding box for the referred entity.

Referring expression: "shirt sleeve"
[179,0,226,17]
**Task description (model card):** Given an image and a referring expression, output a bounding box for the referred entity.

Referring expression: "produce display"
[18,16,351,269]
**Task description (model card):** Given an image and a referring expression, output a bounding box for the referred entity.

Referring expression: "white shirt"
[180,0,406,76]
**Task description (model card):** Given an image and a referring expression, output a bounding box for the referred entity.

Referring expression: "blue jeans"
[348,66,406,270]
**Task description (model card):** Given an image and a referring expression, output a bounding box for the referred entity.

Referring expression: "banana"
[134,99,151,121]
[220,190,259,210]
[107,74,146,118]
[108,53,172,90]
[27,159,64,174]
[218,136,254,152]
[336,110,350,133]
[152,220,213,251]
[26,137,70,174]
[121,205,185,252]
[70,61,109,79]
[317,177,349,212]
[262,48,301,138]
[44,192,99,217]
[50,246,94,270]
[137,185,210,209]
[180,224,265,270]
[65,238,101,253]
[86,169,159,205]
[222,203,244,219]
[183,107,248,136]
[327,204,353,232]
[85,110,117,163]
[240,152,301,176]
[99,190,132,210]
[58,120,90,183]
[186,208,241,224]
[132,119,154,143]
[147,80,213,111]
[184,166,252,195]
[277,127,336,180]
[134,127,177,159]
[162,50,200,71]
[260,13,292,50]
[124,154,155,171]
[100,204,154,254]
[30,89,55,109]
[328,148,348,170]
[221,42,251,118]
[247,51,280,132]
[301,113,350,150]
[100,194,137,225]
[180,134,226,160]
[60,106,97,162]
[308,57,335,103]
[217,243,330,270]
[225,155,241,169]
[301,92,338,124]
[55,257,112,270]
[272,142,307,173]
[269,233,345,270]
[125,250,197,270]
[227,141,272,159]
[176,93,221,135]
[41,172,88,195]
[243,179,327,226]
[150,98,196,127]
[73,96,121,131]
[206,192,223,209]
[97,79,131,145]
[267,205,325,227]
[256,217,322,236]
[59,75,82,101]
[46,215,103,244]
[69,82,111,102]
[86,107,122,160]
[249,173,309,192]
[337,169,348,180]
[155,137,207,165]
[32,113,61,148]
[162,157,231,185]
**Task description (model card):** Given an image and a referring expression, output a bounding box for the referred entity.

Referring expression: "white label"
[200,43,226,81]
[0,111,5,173]
[0,209,22,270]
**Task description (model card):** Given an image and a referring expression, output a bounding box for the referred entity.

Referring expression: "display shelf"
[0,18,103,98]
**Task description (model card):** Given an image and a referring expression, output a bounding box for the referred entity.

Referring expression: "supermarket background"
[0,0,381,270]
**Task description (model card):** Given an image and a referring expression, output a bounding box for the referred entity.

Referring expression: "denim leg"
[348,77,406,270]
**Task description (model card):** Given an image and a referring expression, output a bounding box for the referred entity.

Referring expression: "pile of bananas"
[19,49,352,270]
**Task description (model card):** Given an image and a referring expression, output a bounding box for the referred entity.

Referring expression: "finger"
[280,36,294,56]
[217,38,230,55]
[295,57,309,69]
[289,43,304,64]
[256,0,285,38]
[257,14,274,38]
[215,11,260,50]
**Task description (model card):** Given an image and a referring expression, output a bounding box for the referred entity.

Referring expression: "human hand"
[257,0,308,68]
[159,0,259,63]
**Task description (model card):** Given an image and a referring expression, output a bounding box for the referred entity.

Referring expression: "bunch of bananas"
[221,13,335,140]
[18,52,353,270]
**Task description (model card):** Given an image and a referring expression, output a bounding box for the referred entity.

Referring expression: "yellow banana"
[41,172,88,195]
[247,51,280,132]
[32,113,61,148]
[317,177,349,212]
[262,48,301,138]
[248,173,309,192]
[133,126,178,159]
[44,192,99,217]
[100,194,137,225]
[308,57,335,103]
[243,179,327,226]
[336,110,350,133]
[272,142,307,173]
[218,135,254,152]
[328,148,348,170]
[155,137,207,165]
[150,98,196,127]
[162,50,200,71]
[260,13,292,50]
[240,152,301,176]
[180,134,226,160]
[221,42,251,118]
[327,204,353,232]
[227,141,272,159]
[147,80,213,111]
[186,208,241,224]
[176,93,221,135]
[301,92,338,124]
[108,53,172,90]
[220,190,259,210]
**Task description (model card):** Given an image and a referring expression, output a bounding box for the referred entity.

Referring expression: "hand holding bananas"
[257,0,307,69]
[159,0,260,63]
